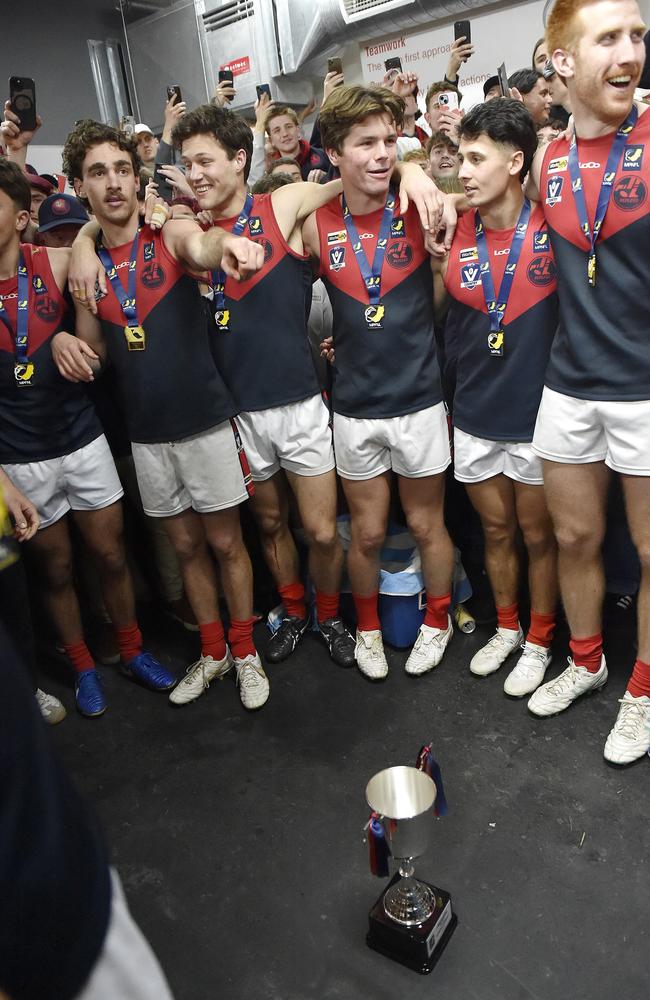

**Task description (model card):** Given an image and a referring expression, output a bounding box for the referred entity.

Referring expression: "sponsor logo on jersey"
[327,230,347,245]
[329,246,346,271]
[140,262,165,289]
[32,275,47,294]
[390,217,406,238]
[546,175,563,206]
[248,216,264,235]
[386,241,413,269]
[623,145,644,170]
[253,236,274,262]
[613,175,647,211]
[359,233,374,239]
[459,246,478,262]
[533,230,550,253]
[579,161,601,169]
[527,254,556,286]
[548,156,568,172]
[460,263,482,289]
[143,241,155,261]
[34,295,59,322]
[493,247,510,256]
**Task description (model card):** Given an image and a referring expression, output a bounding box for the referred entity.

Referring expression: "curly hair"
[319,85,404,154]
[62,120,141,187]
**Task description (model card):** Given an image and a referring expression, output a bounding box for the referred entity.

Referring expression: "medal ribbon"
[96,229,141,325]
[474,197,532,352]
[210,193,254,310]
[567,106,637,286]
[341,190,395,307]
[0,251,30,363]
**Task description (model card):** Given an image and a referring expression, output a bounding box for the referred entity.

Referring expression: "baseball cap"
[38,194,89,233]
[134,123,154,136]
[24,165,55,195]
[483,75,500,97]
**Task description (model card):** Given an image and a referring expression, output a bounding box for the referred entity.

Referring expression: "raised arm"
[162,218,264,280]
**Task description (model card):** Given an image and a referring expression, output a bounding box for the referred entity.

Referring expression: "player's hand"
[1,101,42,150]
[197,209,214,227]
[2,478,39,541]
[51,331,100,383]
[397,161,444,233]
[221,235,265,281]
[425,194,458,255]
[320,336,335,364]
[157,164,194,200]
[144,184,170,230]
[307,168,327,183]
[69,246,106,316]
[323,72,344,101]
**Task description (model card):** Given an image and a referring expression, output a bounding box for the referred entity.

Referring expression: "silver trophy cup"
[366,765,437,926]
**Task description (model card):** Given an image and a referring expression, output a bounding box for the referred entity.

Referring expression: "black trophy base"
[366,874,457,975]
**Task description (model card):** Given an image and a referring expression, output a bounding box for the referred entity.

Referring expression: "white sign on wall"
[359,1,547,111]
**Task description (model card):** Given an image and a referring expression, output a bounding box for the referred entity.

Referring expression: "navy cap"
[483,75,500,97]
[38,193,89,233]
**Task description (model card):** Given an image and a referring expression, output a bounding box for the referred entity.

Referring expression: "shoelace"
[182,657,208,689]
[517,646,549,675]
[237,658,263,689]
[360,633,384,659]
[613,697,649,739]
[547,659,584,694]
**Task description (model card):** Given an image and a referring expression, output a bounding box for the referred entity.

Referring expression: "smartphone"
[453,20,471,44]
[9,76,36,131]
[327,57,343,76]
[120,115,136,136]
[256,83,271,99]
[153,163,174,205]
[437,90,459,111]
[167,84,182,104]
[497,62,509,98]
[218,69,234,101]
[384,57,403,73]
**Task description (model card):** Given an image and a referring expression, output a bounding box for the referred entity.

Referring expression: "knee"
[306,519,339,551]
[520,519,556,556]
[208,528,242,563]
[352,524,385,557]
[256,508,286,541]
[554,519,603,557]
[42,552,74,591]
[171,531,204,564]
[94,541,128,576]
[482,520,517,548]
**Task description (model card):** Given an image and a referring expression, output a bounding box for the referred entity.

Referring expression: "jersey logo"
[14,362,34,383]
[493,247,510,256]
[623,145,644,170]
[329,246,346,271]
[390,217,406,238]
[253,236,274,262]
[527,254,556,287]
[546,175,563,206]
[548,156,568,172]
[386,241,413,269]
[532,230,550,253]
[460,264,481,289]
[459,246,478,262]
[248,216,264,235]
[141,262,165,289]
[365,304,384,327]
[613,175,647,211]
[143,241,156,261]
[32,275,47,295]
[34,296,59,322]
[327,230,347,245]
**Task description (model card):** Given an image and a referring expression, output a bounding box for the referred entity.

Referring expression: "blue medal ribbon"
[0,251,34,386]
[567,106,637,287]
[474,198,531,357]
[97,229,146,350]
[210,193,254,332]
[342,190,396,329]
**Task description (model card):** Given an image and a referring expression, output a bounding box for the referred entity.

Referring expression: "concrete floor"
[47,609,649,1000]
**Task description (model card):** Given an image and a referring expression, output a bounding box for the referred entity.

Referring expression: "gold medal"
[214,309,230,331]
[488,329,504,356]
[587,255,596,287]
[124,324,146,351]
[14,361,35,386]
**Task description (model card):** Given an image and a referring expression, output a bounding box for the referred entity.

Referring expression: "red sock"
[228,618,257,659]
[497,602,520,631]
[353,593,381,632]
[278,581,306,620]
[115,622,143,664]
[63,640,95,674]
[424,593,451,629]
[316,590,339,624]
[199,621,226,661]
[626,658,650,698]
[569,633,603,674]
[526,610,556,649]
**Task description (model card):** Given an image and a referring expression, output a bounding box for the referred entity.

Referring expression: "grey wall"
[3,1,125,144]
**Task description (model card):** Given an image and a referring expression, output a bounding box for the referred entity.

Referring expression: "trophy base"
[366,874,457,975]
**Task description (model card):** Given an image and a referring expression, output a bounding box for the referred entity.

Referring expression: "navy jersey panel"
[95,227,236,444]
[0,244,101,463]
[317,197,443,419]
[540,112,650,400]
[208,194,319,412]
[444,205,558,441]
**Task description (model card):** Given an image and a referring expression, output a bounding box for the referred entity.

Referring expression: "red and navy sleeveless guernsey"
[95,225,236,444]
[540,109,650,401]
[208,193,318,412]
[444,203,558,441]
[0,244,101,464]
[316,196,442,418]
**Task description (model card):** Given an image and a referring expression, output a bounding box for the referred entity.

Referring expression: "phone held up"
[437,91,459,111]
[167,84,182,104]
[120,115,136,136]
[384,57,402,75]
[256,83,271,100]
[9,76,37,131]
[218,69,234,101]
[453,20,472,45]
[497,62,509,98]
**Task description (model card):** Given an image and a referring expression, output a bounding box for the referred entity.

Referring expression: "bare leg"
[286,469,343,594]
[202,507,254,622]
[620,475,650,662]
[342,473,391,596]
[73,502,136,628]
[399,472,454,597]
[466,475,519,607]
[249,474,300,587]
[514,482,558,615]
[27,517,84,644]
[161,509,221,625]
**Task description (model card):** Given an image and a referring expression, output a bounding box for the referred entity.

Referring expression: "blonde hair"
[320,85,404,154]
[265,105,299,133]
[402,148,428,164]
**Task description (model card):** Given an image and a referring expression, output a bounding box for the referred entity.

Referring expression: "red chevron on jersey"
[210,193,309,303]
[541,108,650,247]
[444,202,556,325]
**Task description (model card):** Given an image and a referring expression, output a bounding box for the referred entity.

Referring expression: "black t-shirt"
[0,626,111,1000]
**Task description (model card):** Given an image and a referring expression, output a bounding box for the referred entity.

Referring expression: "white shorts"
[2,434,123,530]
[333,402,451,480]
[132,420,250,518]
[235,394,335,482]
[533,387,650,475]
[454,428,544,485]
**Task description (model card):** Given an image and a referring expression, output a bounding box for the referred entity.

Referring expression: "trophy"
[364,760,456,973]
